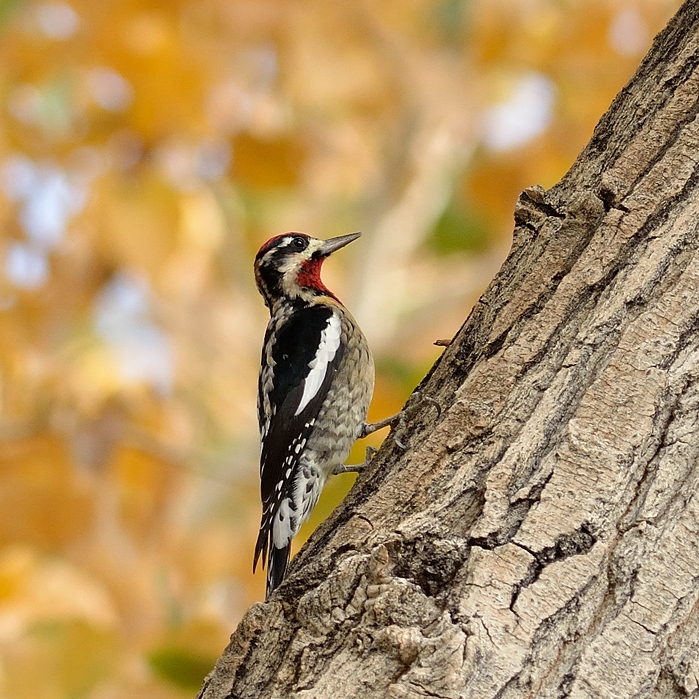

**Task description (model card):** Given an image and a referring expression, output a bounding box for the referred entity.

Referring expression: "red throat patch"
[297,258,339,301]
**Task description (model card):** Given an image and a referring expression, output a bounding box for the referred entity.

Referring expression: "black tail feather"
[266,545,290,599]
[253,526,268,575]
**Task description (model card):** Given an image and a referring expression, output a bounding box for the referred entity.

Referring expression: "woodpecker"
[253,232,376,599]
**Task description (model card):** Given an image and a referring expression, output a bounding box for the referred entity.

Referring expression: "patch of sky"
[481,72,556,152]
[93,272,174,395]
[35,1,79,40]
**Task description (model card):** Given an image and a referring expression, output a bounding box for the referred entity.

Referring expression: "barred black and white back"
[253,233,374,598]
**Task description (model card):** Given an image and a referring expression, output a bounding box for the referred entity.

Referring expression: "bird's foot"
[361,391,441,450]
[333,446,377,475]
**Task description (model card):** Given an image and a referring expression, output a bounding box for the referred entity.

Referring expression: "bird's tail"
[266,544,290,599]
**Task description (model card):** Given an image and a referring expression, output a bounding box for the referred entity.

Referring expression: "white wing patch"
[294,313,341,416]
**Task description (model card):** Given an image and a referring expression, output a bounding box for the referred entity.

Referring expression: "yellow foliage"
[0,437,93,549]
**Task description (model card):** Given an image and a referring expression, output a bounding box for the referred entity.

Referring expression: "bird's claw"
[391,391,442,451]
[358,392,442,452]
[405,392,441,419]
[334,445,377,475]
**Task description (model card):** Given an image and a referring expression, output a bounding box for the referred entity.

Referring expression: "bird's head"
[254,232,360,308]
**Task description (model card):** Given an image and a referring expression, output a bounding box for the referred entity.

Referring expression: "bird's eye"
[291,236,308,251]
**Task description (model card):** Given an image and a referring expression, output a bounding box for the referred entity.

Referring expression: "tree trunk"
[199,3,699,697]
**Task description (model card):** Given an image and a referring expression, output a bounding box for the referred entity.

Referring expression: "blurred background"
[0,0,681,696]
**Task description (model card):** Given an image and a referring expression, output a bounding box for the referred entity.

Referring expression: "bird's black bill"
[318,232,361,257]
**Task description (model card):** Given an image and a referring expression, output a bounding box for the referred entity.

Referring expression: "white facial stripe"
[294,313,341,416]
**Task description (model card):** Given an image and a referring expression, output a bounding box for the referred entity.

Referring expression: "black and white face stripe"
[254,234,315,307]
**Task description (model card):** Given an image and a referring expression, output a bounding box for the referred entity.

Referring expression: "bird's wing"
[254,305,345,570]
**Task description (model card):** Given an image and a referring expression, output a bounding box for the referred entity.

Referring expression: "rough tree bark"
[199,3,699,697]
